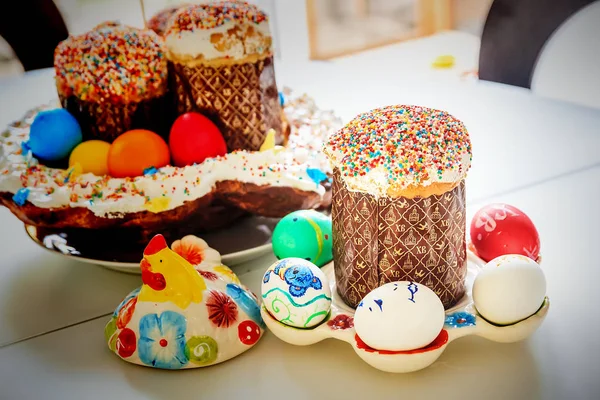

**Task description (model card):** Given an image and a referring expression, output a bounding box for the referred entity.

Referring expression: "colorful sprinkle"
[325,105,471,187]
[166,1,268,34]
[144,196,171,213]
[306,168,329,187]
[143,166,158,176]
[20,141,31,155]
[12,188,30,206]
[54,23,167,104]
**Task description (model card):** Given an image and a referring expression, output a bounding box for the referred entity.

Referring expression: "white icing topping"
[325,147,472,197]
[165,21,271,61]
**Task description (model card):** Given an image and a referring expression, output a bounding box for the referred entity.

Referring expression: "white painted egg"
[354,281,445,351]
[473,254,546,325]
[261,258,332,328]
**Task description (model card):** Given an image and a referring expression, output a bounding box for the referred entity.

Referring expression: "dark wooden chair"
[478,0,596,88]
[0,0,69,72]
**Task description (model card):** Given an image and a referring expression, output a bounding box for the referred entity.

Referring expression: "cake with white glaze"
[165,1,285,151]
[324,105,473,309]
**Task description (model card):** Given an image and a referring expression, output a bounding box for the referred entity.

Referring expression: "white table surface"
[0,62,599,399]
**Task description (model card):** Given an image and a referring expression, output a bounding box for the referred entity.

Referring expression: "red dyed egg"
[169,112,227,167]
[470,203,540,262]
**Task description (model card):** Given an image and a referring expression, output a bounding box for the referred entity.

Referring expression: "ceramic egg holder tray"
[260,251,550,373]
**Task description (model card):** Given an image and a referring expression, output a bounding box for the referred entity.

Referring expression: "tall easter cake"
[324,105,472,309]
[0,3,340,246]
[165,2,285,151]
[55,22,171,142]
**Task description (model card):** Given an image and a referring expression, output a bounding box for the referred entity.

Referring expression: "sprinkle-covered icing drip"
[325,105,472,189]
[166,1,268,34]
[54,23,168,104]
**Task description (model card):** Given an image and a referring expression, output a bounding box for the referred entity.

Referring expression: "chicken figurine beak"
[105,234,265,370]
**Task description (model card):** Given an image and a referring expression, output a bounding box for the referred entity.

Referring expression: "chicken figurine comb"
[105,234,265,369]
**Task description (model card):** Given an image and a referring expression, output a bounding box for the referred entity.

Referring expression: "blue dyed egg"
[29,109,82,161]
[272,210,333,267]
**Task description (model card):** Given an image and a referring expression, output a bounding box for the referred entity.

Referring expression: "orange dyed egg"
[108,130,170,178]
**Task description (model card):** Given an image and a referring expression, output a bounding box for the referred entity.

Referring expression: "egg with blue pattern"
[272,210,333,267]
[261,258,332,328]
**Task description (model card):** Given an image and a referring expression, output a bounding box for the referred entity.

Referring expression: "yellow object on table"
[432,55,456,69]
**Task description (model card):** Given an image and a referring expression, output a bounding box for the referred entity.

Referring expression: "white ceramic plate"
[25,216,279,274]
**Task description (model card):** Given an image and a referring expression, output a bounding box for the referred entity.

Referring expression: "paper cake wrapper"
[331,170,467,309]
[168,56,284,151]
[59,93,173,143]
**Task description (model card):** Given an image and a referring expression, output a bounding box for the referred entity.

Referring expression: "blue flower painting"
[445,311,476,328]
[138,311,188,369]
[113,287,141,317]
[226,283,265,329]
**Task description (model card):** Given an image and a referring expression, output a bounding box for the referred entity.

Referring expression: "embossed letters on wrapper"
[331,170,467,309]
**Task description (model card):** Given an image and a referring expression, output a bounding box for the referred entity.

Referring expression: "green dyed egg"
[272,210,333,267]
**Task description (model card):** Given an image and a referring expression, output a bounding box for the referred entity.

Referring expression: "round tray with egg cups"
[260,251,549,373]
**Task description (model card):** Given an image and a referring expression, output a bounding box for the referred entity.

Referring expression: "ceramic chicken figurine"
[105,234,265,369]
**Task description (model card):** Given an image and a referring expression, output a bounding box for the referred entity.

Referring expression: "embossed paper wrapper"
[331,169,467,309]
[169,56,284,151]
[59,93,173,142]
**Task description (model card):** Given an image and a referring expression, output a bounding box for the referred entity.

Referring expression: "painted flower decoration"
[185,336,219,366]
[445,311,476,328]
[198,270,219,281]
[171,235,221,267]
[238,320,261,345]
[117,297,137,329]
[213,264,241,284]
[226,283,265,329]
[327,314,354,330]
[206,290,238,328]
[138,311,188,369]
[113,286,141,317]
[105,317,118,351]
[116,328,136,358]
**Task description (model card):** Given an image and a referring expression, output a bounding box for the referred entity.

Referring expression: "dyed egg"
[354,282,445,351]
[108,129,170,178]
[272,210,333,267]
[470,203,540,262]
[472,254,546,325]
[69,140,111,175]
[169,112,227,167]
[261,258,332,328]
[29,108,82,161]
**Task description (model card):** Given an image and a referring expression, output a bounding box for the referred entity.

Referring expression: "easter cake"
[324,105,472,309]
[165,2,285,151]
[0,3,340,245]
[55,22,171,143]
